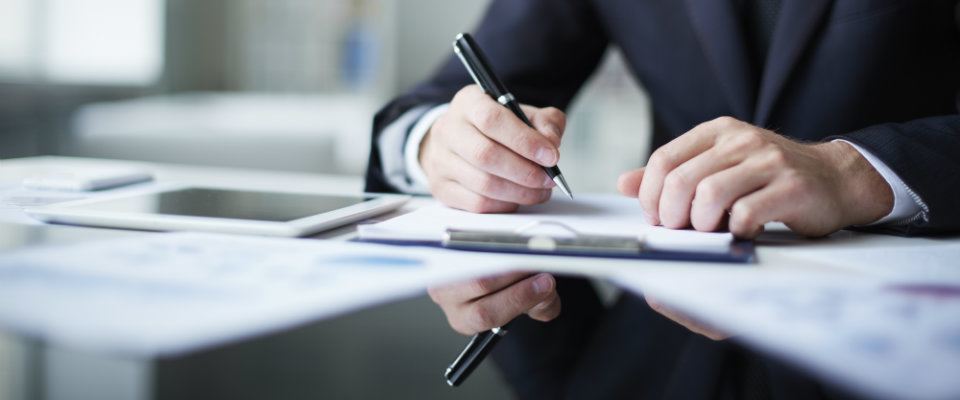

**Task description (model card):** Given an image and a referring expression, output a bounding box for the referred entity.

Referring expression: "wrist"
[821,140,894,225]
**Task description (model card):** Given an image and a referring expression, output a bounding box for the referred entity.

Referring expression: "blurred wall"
[393,0,491,93]
[3,0,653,193]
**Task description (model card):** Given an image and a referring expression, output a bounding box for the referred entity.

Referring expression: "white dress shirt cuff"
[403,103,450,192]
[376,105,431,194]
[835,139,926,225]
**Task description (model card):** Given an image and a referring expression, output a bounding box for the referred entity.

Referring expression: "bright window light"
[0,0,164,85]
[43,0,164,85]
[0,0,34,77]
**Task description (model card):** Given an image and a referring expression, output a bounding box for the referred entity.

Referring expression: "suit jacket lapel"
[754,0,833,126]
[684,0,756,121]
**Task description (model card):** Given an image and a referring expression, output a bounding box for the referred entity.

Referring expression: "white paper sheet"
[0,233,513,357]
[780,243,960,284]
[360,194,733,252]
[614,268,960,400]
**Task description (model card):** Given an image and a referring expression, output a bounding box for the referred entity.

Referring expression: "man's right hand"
[428,272,561,335]
[419,85,567,213]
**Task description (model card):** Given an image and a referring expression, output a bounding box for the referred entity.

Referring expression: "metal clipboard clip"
[442,221,644,256]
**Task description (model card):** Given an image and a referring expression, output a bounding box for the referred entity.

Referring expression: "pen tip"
[553,175,573,199]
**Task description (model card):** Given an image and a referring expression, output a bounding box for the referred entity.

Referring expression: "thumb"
[522,105,566,148]
[617,168,645,197]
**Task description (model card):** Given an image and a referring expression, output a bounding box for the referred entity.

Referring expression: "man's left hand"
[618,116,894,238]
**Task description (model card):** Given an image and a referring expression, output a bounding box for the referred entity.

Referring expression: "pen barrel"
[444,329,505,386]
[504,100,534,127]
[501,99,561,179]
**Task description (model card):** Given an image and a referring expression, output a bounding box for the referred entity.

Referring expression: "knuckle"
[543,107,565,123]
[719,131,757,153]
[472,141,498,167]
[740,129,766,146]
[452,85,478,106]
[471,104,501,131]
[663,169,691,192]
[713,115,739,128]
[763,145,788,166]
[458,84,482,98]
[696,179,722,204]
[648,148,675,171]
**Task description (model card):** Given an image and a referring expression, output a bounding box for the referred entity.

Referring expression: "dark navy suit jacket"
[367,0,960,235]
[365,1,960,398]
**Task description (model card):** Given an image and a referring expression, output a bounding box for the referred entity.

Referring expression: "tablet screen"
[68,188,370,222]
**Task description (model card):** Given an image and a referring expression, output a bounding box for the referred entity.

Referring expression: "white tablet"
[25,186,410,237]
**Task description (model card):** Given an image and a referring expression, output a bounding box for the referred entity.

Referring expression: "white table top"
[2,156,958,400]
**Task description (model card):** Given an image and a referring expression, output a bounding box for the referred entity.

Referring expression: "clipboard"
[357,221,755,264]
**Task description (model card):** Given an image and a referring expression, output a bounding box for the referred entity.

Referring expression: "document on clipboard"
[357,194,754,263]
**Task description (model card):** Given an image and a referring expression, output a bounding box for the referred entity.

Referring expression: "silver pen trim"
[553,174,573,199]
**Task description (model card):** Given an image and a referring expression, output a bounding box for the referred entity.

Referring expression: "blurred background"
[0,0,651,399]
[0,0,652,192]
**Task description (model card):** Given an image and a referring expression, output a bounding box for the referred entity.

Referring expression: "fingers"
[432,178,518,214]
[617,168,644,197]
[423,85,568,213]
[438,119,554,190]
[526,291,561,322]
[522,105,566,147]
[458,86,560,167]
[428,271,532,305]
[658,143,755,229]
[627,116,853,238]
[441,150,552,205]
[728,181,794,238]
[640,117,738,224]
[688,158,776,232]
[454,273,558,335]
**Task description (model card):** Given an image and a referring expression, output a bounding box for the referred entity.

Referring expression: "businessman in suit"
[366,0,960,398]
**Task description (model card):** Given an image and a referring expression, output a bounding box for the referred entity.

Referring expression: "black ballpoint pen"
[452,32,574,199]
[444,32,573,388]
[444,323,510,387]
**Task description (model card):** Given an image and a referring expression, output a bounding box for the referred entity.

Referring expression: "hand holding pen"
[430,271,560,386]
[433,32,574,386]
[416,33,573,214]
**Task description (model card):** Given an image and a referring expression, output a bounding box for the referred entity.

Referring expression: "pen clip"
[453,44,485,92]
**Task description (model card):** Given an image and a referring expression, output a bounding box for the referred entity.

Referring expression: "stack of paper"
[359,194,733,252]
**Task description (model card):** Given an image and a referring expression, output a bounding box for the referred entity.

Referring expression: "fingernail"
[532,273,553,295]
[542,175,555,188]
[535,147,557,166]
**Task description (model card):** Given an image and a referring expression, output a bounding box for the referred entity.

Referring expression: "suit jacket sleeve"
[834,114,960,235]
[364,0,610,193]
